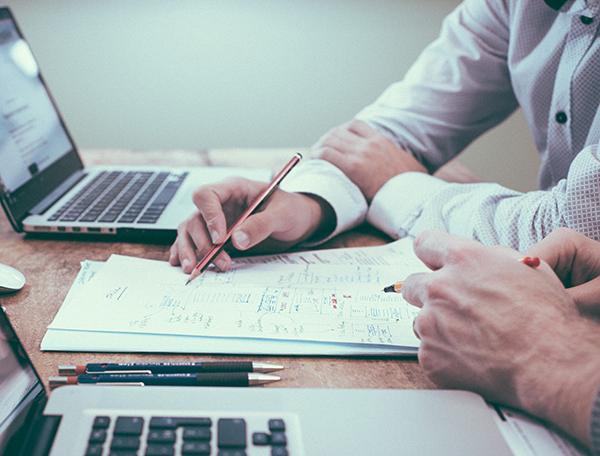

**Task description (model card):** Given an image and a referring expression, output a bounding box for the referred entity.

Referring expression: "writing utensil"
[49,372,281,388]
[383,281,403,294]
[517,256,541,267]
[58,361,285,375]
[185,153,303,285]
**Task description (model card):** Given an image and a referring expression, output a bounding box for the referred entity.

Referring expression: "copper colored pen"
[185,153,302,285]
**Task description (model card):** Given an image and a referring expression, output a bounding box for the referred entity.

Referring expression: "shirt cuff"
[367,172,448,239]
[279,159,368,245]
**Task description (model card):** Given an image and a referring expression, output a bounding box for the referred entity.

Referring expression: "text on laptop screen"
[0,17,72,195]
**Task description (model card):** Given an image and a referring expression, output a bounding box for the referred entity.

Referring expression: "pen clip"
[98,370,153,375]
[95,382,146,386]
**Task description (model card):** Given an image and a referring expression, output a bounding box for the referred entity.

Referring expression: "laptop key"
[182,441,211,455]
[114,416,144,435]
[270,432,287,446]
[217,418,246,448]
[147,429,177,443]
[93,416,110,429]
[149,416,212,428]
[268,419,285,432]
[88,428,107,443]
[252,432,270,445]
[183,426,211,440]
[145,443,175,456]
[110,435,140,451]
[85,443,104,456]
[217,450,246,456]
[271,447,288,456]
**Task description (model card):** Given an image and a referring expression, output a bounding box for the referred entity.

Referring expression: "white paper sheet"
[43,238,425,355]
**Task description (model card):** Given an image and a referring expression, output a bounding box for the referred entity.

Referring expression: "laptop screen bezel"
[0,308,47,455]
[0,6,84,232]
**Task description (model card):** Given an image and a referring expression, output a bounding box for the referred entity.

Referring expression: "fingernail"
[210,230,220,244]
[233,231,250,249]
[215,259,227,271]
[182,259,190,270]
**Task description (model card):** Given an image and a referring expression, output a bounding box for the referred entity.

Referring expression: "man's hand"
[169,177,333,273]
[525,227,600,314]
[401,229,600,449]
[311,119,427,202]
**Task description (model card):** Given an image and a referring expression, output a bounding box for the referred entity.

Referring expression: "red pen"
[185,153,302,285]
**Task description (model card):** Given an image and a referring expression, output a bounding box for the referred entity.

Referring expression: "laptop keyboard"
[85,414,293,456]
[48,171,188,225]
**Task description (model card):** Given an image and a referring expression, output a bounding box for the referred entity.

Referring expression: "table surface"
[0,148,482,393]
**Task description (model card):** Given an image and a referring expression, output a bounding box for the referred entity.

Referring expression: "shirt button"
[555,111,568,123]
[580,16,594,24]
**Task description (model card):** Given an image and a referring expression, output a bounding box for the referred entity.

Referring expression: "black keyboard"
[48,170,188,225]
[86,415,291,456]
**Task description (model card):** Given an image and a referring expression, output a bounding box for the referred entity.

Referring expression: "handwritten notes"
[47,238,428,348]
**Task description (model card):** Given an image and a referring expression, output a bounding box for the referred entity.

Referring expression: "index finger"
[525,228,600,285]
[400,272,433,310]
[191,178,254,244]
[411,229,483,271]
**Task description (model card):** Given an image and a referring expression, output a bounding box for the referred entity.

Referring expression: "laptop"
[0,307,522,456]
[0,6,272,242]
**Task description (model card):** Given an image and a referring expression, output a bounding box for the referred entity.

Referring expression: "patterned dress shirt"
[281,0,600,252]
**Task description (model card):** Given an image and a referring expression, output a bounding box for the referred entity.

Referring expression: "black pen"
[49,372,281,388]
[58,361,284,375]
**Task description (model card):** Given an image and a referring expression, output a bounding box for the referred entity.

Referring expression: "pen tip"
[383,285,394,293]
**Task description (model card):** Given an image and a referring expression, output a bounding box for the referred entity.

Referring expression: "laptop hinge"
[29,169,87,215]
[18,411,62,456]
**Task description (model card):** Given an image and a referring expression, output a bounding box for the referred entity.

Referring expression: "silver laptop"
[0,308,521,456]
[0,6,271,243]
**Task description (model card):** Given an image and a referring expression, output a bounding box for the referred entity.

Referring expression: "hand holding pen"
[185,153,302,284]
[170,153,332,277]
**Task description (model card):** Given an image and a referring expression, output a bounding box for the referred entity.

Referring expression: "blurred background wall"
[4,0,540,191]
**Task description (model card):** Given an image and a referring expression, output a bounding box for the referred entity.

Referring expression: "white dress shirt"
[281,0,600,250]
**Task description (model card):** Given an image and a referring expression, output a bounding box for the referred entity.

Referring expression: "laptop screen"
[0,309,45,454]
[0,7,83,230]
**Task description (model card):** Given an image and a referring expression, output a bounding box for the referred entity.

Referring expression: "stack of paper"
[42,238,428,355]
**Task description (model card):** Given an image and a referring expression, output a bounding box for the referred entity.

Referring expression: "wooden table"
[0,149,481,393]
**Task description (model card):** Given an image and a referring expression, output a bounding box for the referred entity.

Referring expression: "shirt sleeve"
[278,159,367,245]
[367,145,600,251]
[355,0,518,173]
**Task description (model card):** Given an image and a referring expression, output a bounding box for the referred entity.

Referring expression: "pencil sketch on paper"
[48,238,427,347]
[123,280,419,346]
